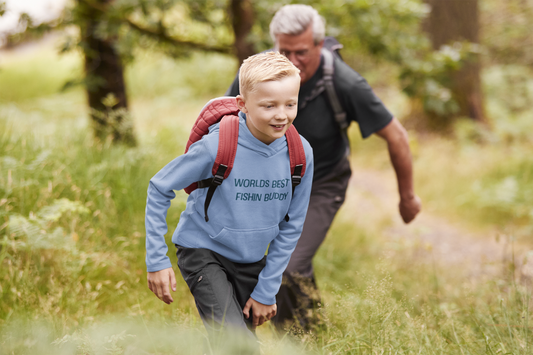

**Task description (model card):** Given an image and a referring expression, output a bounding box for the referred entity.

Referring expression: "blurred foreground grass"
[0,45,532,354]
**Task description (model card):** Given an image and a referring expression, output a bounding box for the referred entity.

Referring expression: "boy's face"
[236,74,300,145]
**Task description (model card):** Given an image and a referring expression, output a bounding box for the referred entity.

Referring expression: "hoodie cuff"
[146,259,173,272]
[250,290,276,306]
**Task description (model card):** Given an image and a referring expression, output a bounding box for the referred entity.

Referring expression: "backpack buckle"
[291,164,303,187]
[212,164,228,186]
[291,175,302,186]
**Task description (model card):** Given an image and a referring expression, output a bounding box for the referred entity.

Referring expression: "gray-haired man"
[225,4,421,330]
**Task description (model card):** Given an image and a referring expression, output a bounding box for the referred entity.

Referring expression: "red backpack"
[184,97,307,222]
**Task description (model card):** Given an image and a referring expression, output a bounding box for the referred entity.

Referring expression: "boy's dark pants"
[176,246,266,341]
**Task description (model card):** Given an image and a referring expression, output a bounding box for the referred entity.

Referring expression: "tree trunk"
[424,0,487,123]
[229,0,255,64]
[79,0,136,146]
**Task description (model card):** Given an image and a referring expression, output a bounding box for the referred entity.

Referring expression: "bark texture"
[79,0,136,145]
[425,0,487,123]
[230,0,255,64]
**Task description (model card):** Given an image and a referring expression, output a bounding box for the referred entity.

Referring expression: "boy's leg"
[177,246,250,334]
[273,157,351,331]
[177,246,265,346]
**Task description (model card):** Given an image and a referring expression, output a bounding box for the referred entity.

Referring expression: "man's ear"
[236,95,248,113]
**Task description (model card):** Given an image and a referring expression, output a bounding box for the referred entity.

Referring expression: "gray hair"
[269,4,326,45]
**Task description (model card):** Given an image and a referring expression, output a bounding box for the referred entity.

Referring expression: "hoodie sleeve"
[145,139,214,272]
[250,139,314,305]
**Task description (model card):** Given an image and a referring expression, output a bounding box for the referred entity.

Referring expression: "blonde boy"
[145,52,314,342]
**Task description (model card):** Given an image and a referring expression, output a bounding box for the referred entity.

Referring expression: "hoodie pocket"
[212,224,279,261]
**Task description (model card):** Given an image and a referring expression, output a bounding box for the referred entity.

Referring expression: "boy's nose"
[275,111,288,121]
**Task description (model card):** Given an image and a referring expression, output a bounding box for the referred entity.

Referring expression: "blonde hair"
[239,51,300,97]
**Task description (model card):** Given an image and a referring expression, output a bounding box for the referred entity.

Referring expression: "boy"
[144,52,314,342]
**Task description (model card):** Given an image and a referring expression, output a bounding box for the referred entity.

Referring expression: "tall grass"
[1,45,532,354]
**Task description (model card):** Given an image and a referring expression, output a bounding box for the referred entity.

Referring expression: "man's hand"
[147,268,177,304]
[400,195,422,223]
[243,298,277,329]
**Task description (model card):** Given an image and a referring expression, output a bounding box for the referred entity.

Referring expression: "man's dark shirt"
[225,55,393,181]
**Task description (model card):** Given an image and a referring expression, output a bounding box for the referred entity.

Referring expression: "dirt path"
[341,166,532,282]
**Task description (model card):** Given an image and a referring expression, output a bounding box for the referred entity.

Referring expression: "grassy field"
[0,44,532,354]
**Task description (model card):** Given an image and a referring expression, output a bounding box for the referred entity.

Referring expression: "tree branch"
[78,0,233,55]
[124,18,233,55]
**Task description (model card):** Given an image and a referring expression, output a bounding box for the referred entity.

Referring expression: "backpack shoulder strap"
[285,125,307,180]
[323,36,344,59]
[201,114,239,222]
[212,114,239,179]
[321,48,349,130]
[297,48,349,131]
[184,97,239,195]
[284,125,307,222]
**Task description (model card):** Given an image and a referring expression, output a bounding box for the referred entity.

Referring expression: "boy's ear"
[236,95,248,113]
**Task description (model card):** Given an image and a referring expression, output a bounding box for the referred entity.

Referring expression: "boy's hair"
[269,4,325,45]
[239,51,300,98]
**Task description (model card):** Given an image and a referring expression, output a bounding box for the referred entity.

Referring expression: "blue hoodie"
[145,111,314,305]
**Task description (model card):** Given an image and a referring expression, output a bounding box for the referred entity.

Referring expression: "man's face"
[237,74,300,145]
[275,25,323,84]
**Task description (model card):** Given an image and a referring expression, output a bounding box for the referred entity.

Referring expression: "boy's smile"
[236,74,300,145]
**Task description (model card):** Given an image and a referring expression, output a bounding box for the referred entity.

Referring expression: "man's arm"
[375,118,421,223]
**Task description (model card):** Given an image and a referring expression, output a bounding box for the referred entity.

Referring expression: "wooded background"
[1,1,532,354]
[4,0,531,143]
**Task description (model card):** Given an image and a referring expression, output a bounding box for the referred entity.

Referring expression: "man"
[225,4,422,330]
